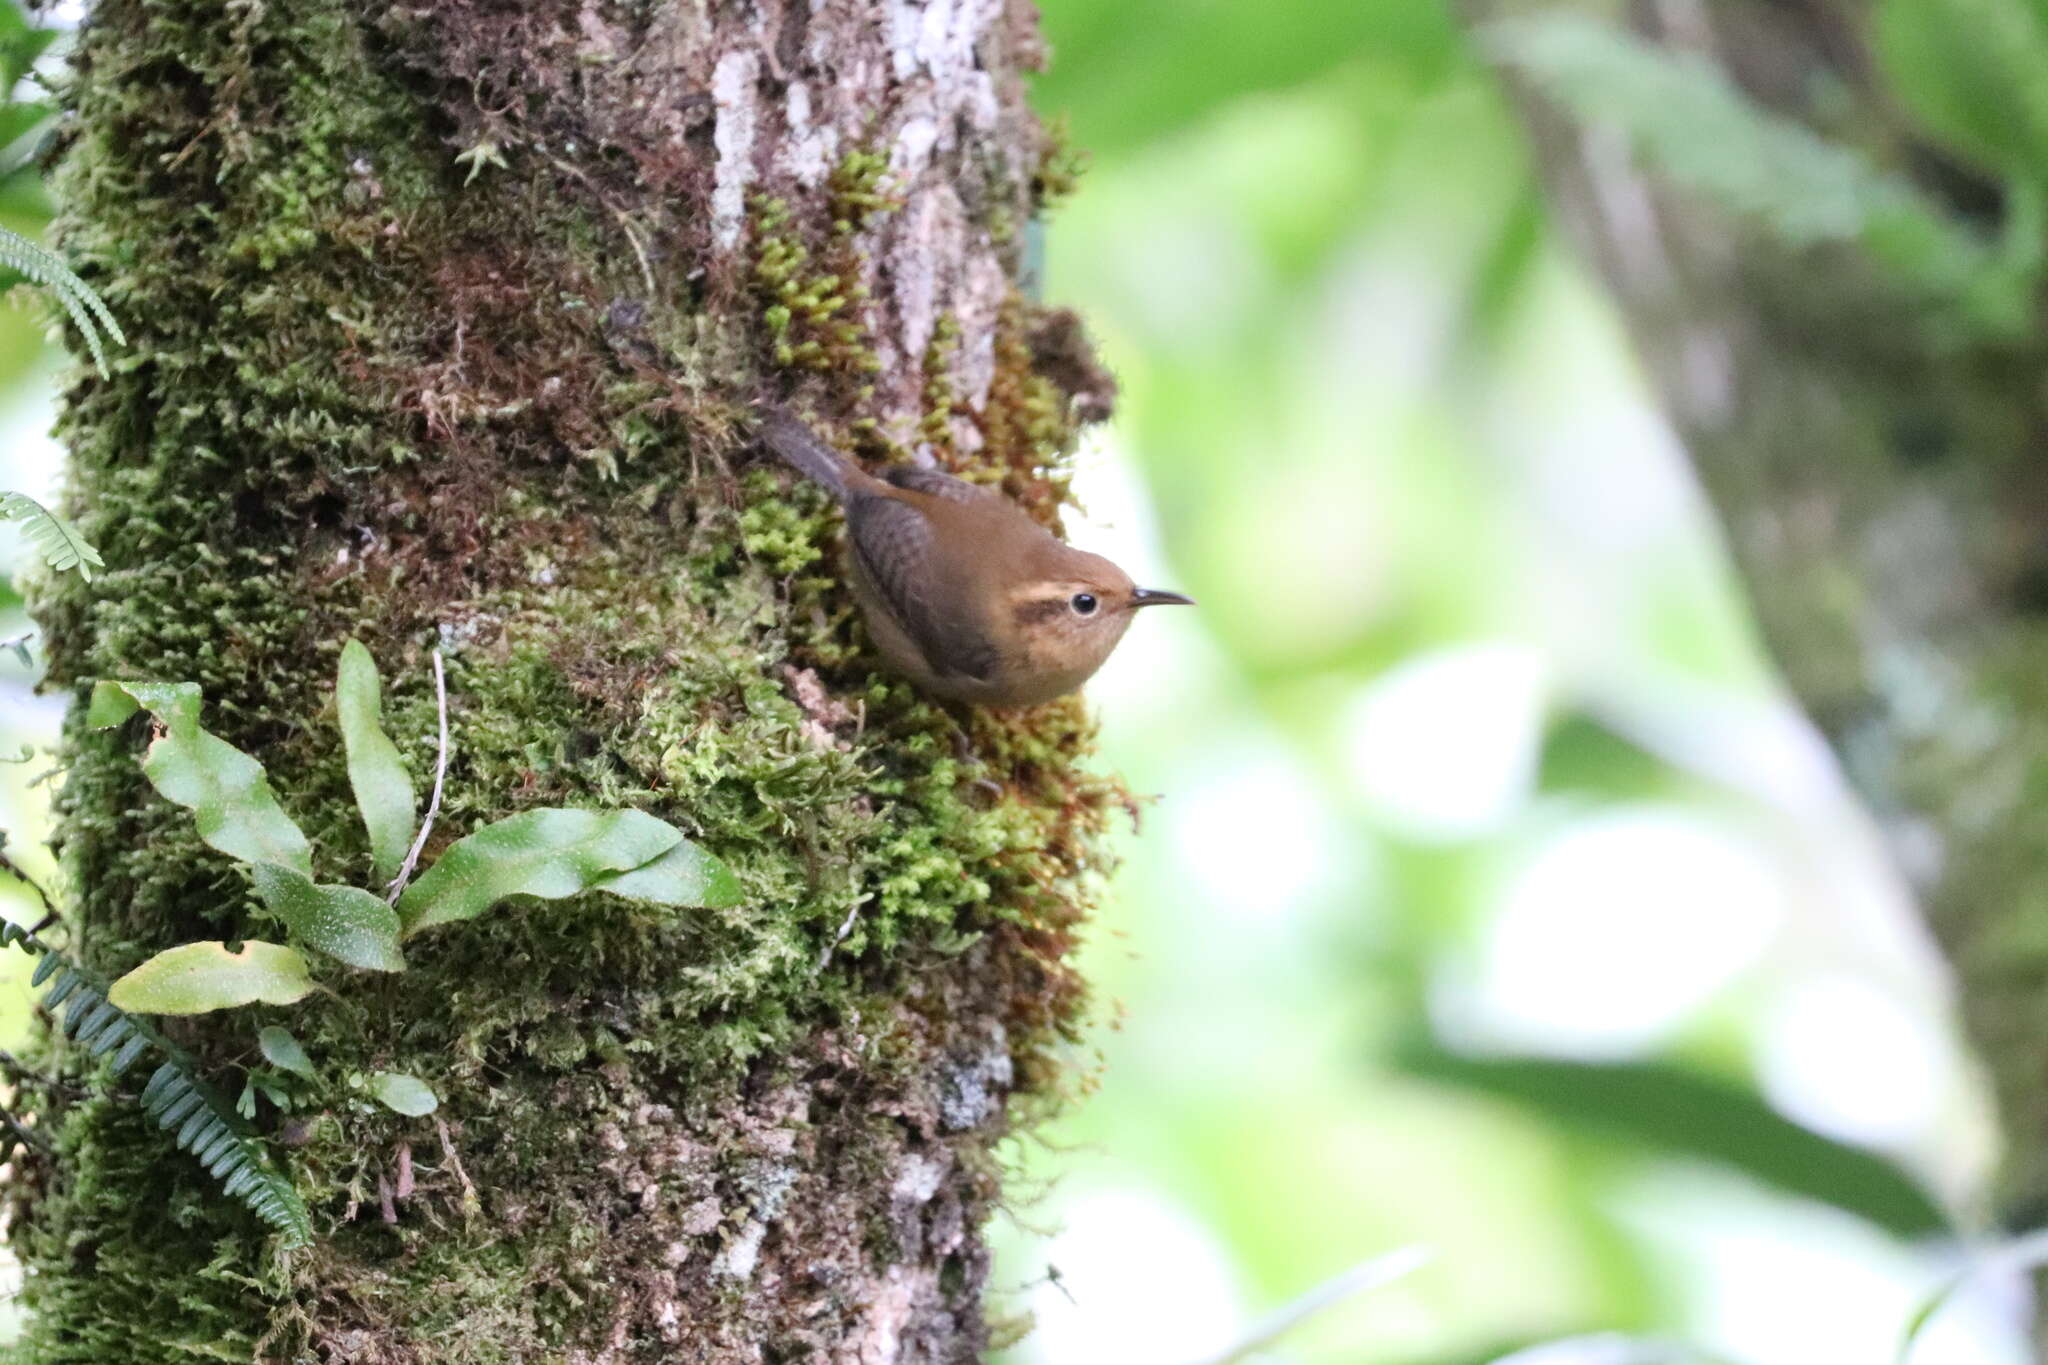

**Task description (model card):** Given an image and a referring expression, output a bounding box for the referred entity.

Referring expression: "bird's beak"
[1129,588,1196,608]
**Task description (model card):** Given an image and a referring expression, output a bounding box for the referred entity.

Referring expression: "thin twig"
[436,1116,477,1213]
[1189,1246,1432,1365]
[816,895,871,970]
[0,844,59,934]
[0,1103,48,1156]
[545,154,658,296]
[386,649,448,905]
[0,1049,76,1097]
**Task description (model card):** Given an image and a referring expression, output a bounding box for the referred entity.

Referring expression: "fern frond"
[0,491,103,581]
[0,919,312,1248]
[0,224,123,377]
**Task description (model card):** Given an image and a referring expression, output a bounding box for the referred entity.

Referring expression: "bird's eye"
[1070,592,1099,616]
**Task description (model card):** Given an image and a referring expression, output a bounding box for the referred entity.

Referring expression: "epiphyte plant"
[16,640,744,1249]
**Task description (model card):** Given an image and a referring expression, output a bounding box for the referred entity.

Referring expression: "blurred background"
[0,3,2029,1362]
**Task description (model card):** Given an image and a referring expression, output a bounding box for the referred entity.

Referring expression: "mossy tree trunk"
[1470,2,2048,1223]
[22,2,1115,1359]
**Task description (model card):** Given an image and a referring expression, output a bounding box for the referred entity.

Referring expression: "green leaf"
[1035,0,1458,160]
[89,680,312,876]
[256,1025,318,1081]
[335,640,417,883]
[1877,0,2048,184]
[365,1071,438,1117]
[590,839,744,909]
[108,941,315,1015]
[249,862,405,973]
[0,490,103,580]
[0,100,51,154]
[86,678,199,730]
[1398,1040,1948,1239]
[398,808,685,935]
[0,14,56,89]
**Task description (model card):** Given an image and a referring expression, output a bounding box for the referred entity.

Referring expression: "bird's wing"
[881,465,988,506]
[846,493,1002,684]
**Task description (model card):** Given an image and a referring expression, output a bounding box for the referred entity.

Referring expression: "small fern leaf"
[0,920,313,1249]
[0,491,103,581]
[41,968,78,1008]
[109,1034,149,1074]
[136,1063,311,1248]
[0,224,123,377]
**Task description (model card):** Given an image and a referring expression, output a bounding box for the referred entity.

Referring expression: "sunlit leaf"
[335,640,417,883]
[0,8,56,89]
[257,1025,318,1081]
[89,680,312,876]
[0,100,50,155]
[365,1071,438,1117]
[108,941,315,1015]
[1397,1041,1948,1238]
[397,808,685,935]
[0,490,102,580]
[591,839,744,909]
[85,678,198,730]
[1035,0,1458,158]
[249,861,404,973]
[1877,0,2048,183]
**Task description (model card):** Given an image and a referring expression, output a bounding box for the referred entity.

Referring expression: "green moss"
[1031,113,1089,213]
[20,0,1111,1357]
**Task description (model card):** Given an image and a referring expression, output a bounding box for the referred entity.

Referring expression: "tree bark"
[21,2,1114,1360]
[1468,2,2048,1218]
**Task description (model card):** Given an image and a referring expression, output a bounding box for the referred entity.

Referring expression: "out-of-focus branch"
[1469,0,2048,1215]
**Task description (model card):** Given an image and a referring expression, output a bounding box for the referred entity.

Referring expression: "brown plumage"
[758,408,1193,707]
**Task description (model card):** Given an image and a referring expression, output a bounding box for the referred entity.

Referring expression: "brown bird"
[758,408,1194,708]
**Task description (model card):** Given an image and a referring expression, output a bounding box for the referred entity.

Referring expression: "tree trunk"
[1467,3,2048,1218]
[21,2,1113,1359]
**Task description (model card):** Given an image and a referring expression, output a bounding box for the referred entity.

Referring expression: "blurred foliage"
[1000,1,2008,1363]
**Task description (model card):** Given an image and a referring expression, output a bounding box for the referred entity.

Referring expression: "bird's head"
[1006,548,1194,681]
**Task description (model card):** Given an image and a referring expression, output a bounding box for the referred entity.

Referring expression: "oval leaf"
[1397,1040,1948,1238]
[365,1071,438,1117]
[336,641,417,883]
[87,679,199,732]
[90,680,312,876]
[109,941,313,1015]
[398,808,684,935]
[257,1025,318,1081]
[591,839,744,909]
[250,861,405,972]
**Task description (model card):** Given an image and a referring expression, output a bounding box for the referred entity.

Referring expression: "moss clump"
[1031,113,1089,214]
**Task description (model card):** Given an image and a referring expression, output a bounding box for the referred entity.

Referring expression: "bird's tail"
[757,406,854,502]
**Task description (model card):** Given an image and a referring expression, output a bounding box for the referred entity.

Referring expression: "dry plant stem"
[385,648,446,906]
[435,1116,475,1209]
[1191,1246,1432,1365]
